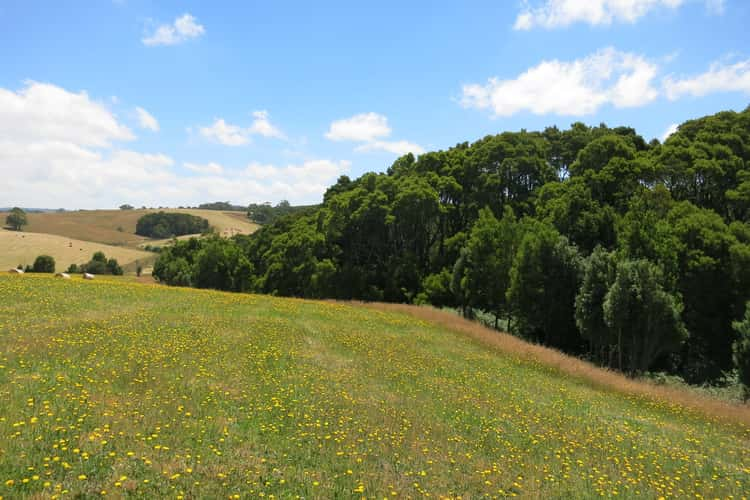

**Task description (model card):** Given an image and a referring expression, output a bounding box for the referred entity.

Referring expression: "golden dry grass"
[359,302,750,427]
[0,230,152,272]
[0,209,259,248]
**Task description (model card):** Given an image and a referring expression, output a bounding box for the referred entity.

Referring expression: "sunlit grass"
[0,275,748,498]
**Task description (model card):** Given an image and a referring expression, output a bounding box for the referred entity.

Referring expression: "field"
[0,209,259,248]
[0,231,152,272]
[0,275,748,498]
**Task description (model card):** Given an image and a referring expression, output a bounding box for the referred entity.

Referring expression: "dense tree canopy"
[154,107,750,387]
[136,212,210,238]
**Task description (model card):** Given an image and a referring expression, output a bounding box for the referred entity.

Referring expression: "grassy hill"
[0,231,152,272]
[0,275,748,498]
[0,209,259,248]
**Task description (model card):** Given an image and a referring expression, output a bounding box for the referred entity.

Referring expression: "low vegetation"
[0,275,748,498]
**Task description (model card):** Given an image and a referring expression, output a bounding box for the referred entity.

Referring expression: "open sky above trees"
[0,0,748,208]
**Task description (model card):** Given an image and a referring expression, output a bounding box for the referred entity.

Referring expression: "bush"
[32,255,55,273]
[67,264,79,273]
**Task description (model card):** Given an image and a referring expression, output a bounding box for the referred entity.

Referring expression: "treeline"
[154,107,750,387]
[135,212,210,238]
[246,200,316,224]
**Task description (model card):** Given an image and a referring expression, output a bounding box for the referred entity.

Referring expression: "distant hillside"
[0,231,152,272]
[0,208,259,248]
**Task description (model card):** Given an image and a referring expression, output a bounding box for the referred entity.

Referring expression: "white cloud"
[248,110,286,139]
[661,123,679,142]
[0,81,134,148]
[0,80,346,208]
[663,58,750,100]
[325,112,392,142]
[356,140,425,155]
[513,0,684,30]
[200,119,249,146]
[184,161,224,174]
[461,48,658,117]
[325,112,423,156]
[143,13,205,46]
[199,112,285,146]
[135,106,159,132]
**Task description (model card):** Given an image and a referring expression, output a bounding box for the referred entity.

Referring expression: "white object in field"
[55,272,71,279]
[83,273,95,280]
[8,268,24,274]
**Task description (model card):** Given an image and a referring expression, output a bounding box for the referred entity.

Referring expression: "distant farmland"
[0,231,152,272]
[0,209,259,248]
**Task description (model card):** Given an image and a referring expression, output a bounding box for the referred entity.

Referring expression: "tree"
[507,222,583,350]
[575,246,617,366]
[32,255,55,273]
[732,303,750,401]
[603,259,687,374]
[5,207,27,231]
[119,204,134,210]
[106,258,123,276]
[458,206,519,329]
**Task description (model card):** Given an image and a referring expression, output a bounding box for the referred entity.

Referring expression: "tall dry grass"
[357,302,750,428]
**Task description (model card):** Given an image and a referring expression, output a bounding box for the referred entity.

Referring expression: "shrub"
[32,255,55,273]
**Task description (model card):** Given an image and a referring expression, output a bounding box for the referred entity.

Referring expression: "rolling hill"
[0,275,747,498]
[0,209,259,248]
[0,231,152,272]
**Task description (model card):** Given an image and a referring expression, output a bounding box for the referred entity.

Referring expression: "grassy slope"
[0,209,259,248]
[0,276,748,499]
[0,231,152,272]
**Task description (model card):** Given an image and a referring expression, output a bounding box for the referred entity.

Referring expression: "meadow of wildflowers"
[0,275,748,498]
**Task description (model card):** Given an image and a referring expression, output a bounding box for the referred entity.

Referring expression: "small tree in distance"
[5,207,27,231]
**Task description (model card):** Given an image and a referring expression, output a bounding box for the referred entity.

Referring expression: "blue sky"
[0,0,748,208]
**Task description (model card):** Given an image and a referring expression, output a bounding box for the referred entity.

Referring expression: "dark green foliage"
[246,200,314,224]
[575,246,617,365]
[456,207,519,328]
[77,251,122,275]
[32,255,55,273]
[67,264,78,273]
[5,207,27,231]
[507,222,583,351]
[119,204,134,210]
[733,303,750,400]
[604,260,688,374]
[135,212,210,238]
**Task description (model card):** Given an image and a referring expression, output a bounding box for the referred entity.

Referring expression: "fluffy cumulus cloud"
[142,13,205,46]
[325,112,423,155]
[663,58,750,100]
[325,112,392,142]
[0,81,134,147]
[513,0,683,30]
[135,106,159,132]
[200,119,249,146]
[199,111,285,146]
[356,140,425,155]
[461,48,658,117]
[0,80,346,208]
